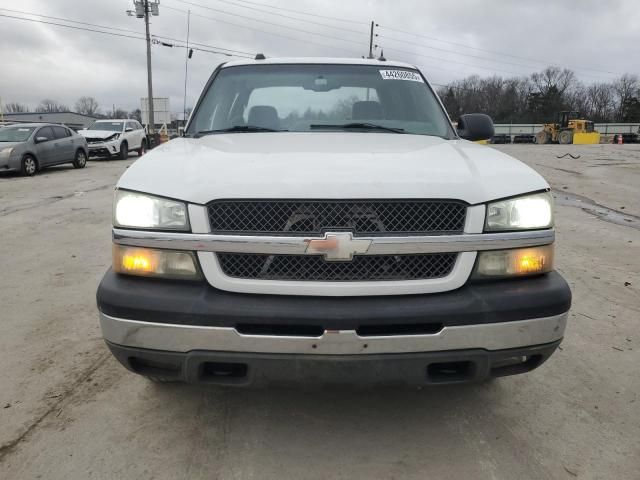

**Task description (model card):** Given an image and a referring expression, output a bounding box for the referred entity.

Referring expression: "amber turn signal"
[473,244,554,278]
[112,244,201,280]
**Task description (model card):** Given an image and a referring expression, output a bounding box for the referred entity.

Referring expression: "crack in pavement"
[0,351,111,463]
[552,188,640,231]
[536,164,583,175]
[0,184,112,217]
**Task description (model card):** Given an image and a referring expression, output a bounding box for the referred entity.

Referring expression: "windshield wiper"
[193,125,287,137]
[309,123,405,134]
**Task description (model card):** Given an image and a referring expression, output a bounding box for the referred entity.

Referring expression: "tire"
[137,139,146,156]
[73,149,87,169]
[558,130,573,145]
[21,155,37,176]
[535,131,549,144]
[118,141,129,160]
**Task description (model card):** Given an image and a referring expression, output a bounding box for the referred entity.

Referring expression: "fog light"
[113,244,201,279]
[473,244,554,278]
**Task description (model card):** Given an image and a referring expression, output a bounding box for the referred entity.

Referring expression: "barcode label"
[379,70,424,82]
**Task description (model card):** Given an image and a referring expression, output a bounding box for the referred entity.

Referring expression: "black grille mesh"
[207,200,466,236]
[217,253,457,282]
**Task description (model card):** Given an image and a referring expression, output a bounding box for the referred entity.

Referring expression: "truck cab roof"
[222,57,417,70]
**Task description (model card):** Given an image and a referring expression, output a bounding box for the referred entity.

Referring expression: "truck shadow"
[142,379,534,478]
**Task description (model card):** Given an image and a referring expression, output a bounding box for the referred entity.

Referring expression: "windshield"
[0,126,36,142]
[187,64,455,138]
[88,121,124,132]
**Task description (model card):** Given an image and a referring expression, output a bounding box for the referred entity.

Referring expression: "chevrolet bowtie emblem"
[304,232,372,261]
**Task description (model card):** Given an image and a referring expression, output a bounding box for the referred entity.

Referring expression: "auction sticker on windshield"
[379,70,424,82]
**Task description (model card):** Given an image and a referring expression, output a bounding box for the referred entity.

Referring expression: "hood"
[0,141,24,150]
[79,130,120,139]
[117,132,549,205]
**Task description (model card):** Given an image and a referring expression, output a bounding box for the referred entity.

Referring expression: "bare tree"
[75,96,99,116]
[3,102,28,113]
[131,108,142,123]
[566,82,590,118]
[531,67,577,96]
[36,99,68,113]
[612,74,639,121]
[585,83,615,122]
[107,108,129,119]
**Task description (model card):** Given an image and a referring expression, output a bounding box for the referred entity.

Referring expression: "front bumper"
[0,154,21,172]
[97,270,571,385]
[87,140,119,157]
[106,340,562,386]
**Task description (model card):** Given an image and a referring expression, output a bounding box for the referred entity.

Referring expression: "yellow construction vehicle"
[535,111,600,145]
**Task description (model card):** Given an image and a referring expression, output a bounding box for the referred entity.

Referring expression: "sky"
[0,0,638,117]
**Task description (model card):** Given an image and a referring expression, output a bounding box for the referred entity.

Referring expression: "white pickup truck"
[97,57,571,386]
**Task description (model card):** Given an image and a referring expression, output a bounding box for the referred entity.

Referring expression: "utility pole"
[182,9,191,132]
[143,0,155,139]
[127,0,159,142]
[368,21,375,59]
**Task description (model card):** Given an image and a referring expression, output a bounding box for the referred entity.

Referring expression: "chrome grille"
[207,200,467,236]
[217,253,457,282]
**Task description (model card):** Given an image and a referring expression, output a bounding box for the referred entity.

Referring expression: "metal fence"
[494,123,640,135]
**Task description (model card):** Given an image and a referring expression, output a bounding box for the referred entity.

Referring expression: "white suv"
[97,57,571,387]
[80,119,146,159]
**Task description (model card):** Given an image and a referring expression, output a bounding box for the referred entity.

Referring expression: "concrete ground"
[0,144,638,480]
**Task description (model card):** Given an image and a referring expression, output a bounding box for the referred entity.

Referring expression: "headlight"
[473,244,554,278]
[0,147,14,157]
[113,245,201,279]
[485,192,553,231]
[114,190,189,230]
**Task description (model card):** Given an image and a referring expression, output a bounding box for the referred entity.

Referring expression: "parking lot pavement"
[0,146,638,479]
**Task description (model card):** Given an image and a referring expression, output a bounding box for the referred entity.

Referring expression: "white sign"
[379,70,424,82]
[141,97,171,125]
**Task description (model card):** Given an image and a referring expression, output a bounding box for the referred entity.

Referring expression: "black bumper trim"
[106,340,562,387]
[97,269,571,329]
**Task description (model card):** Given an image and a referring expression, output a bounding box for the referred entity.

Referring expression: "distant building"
[1,111,97,130]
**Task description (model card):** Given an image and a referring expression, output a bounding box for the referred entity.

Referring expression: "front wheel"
[558,130,573,145]
[118,141,128,160]
[21,155,37,176]
[73,150,87,169]
[535,131,549,144]
[137,139,146,156]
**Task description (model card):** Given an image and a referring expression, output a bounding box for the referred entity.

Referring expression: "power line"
[152,38,253,58]
[0,7,143,36]
[166,0,365,47]
[205,0,368,35]
[0,13,146,41]
[163,4,524,80]
[377,33,549,73]
[165,2,622,81]
[379,32,618,81]
[0,10,253,59]
[210,0,369,25]
[378,24,623,78]
[163,4,363,55]
[379,45,526,77]
[151,30,255,56]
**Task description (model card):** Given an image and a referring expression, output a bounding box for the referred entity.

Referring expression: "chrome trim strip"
[113,228,554,255]
[100,311,567,355]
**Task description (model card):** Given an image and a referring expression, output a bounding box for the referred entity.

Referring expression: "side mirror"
[456,114,494,141]
[125,127,133,132]
[35,136,49,143]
